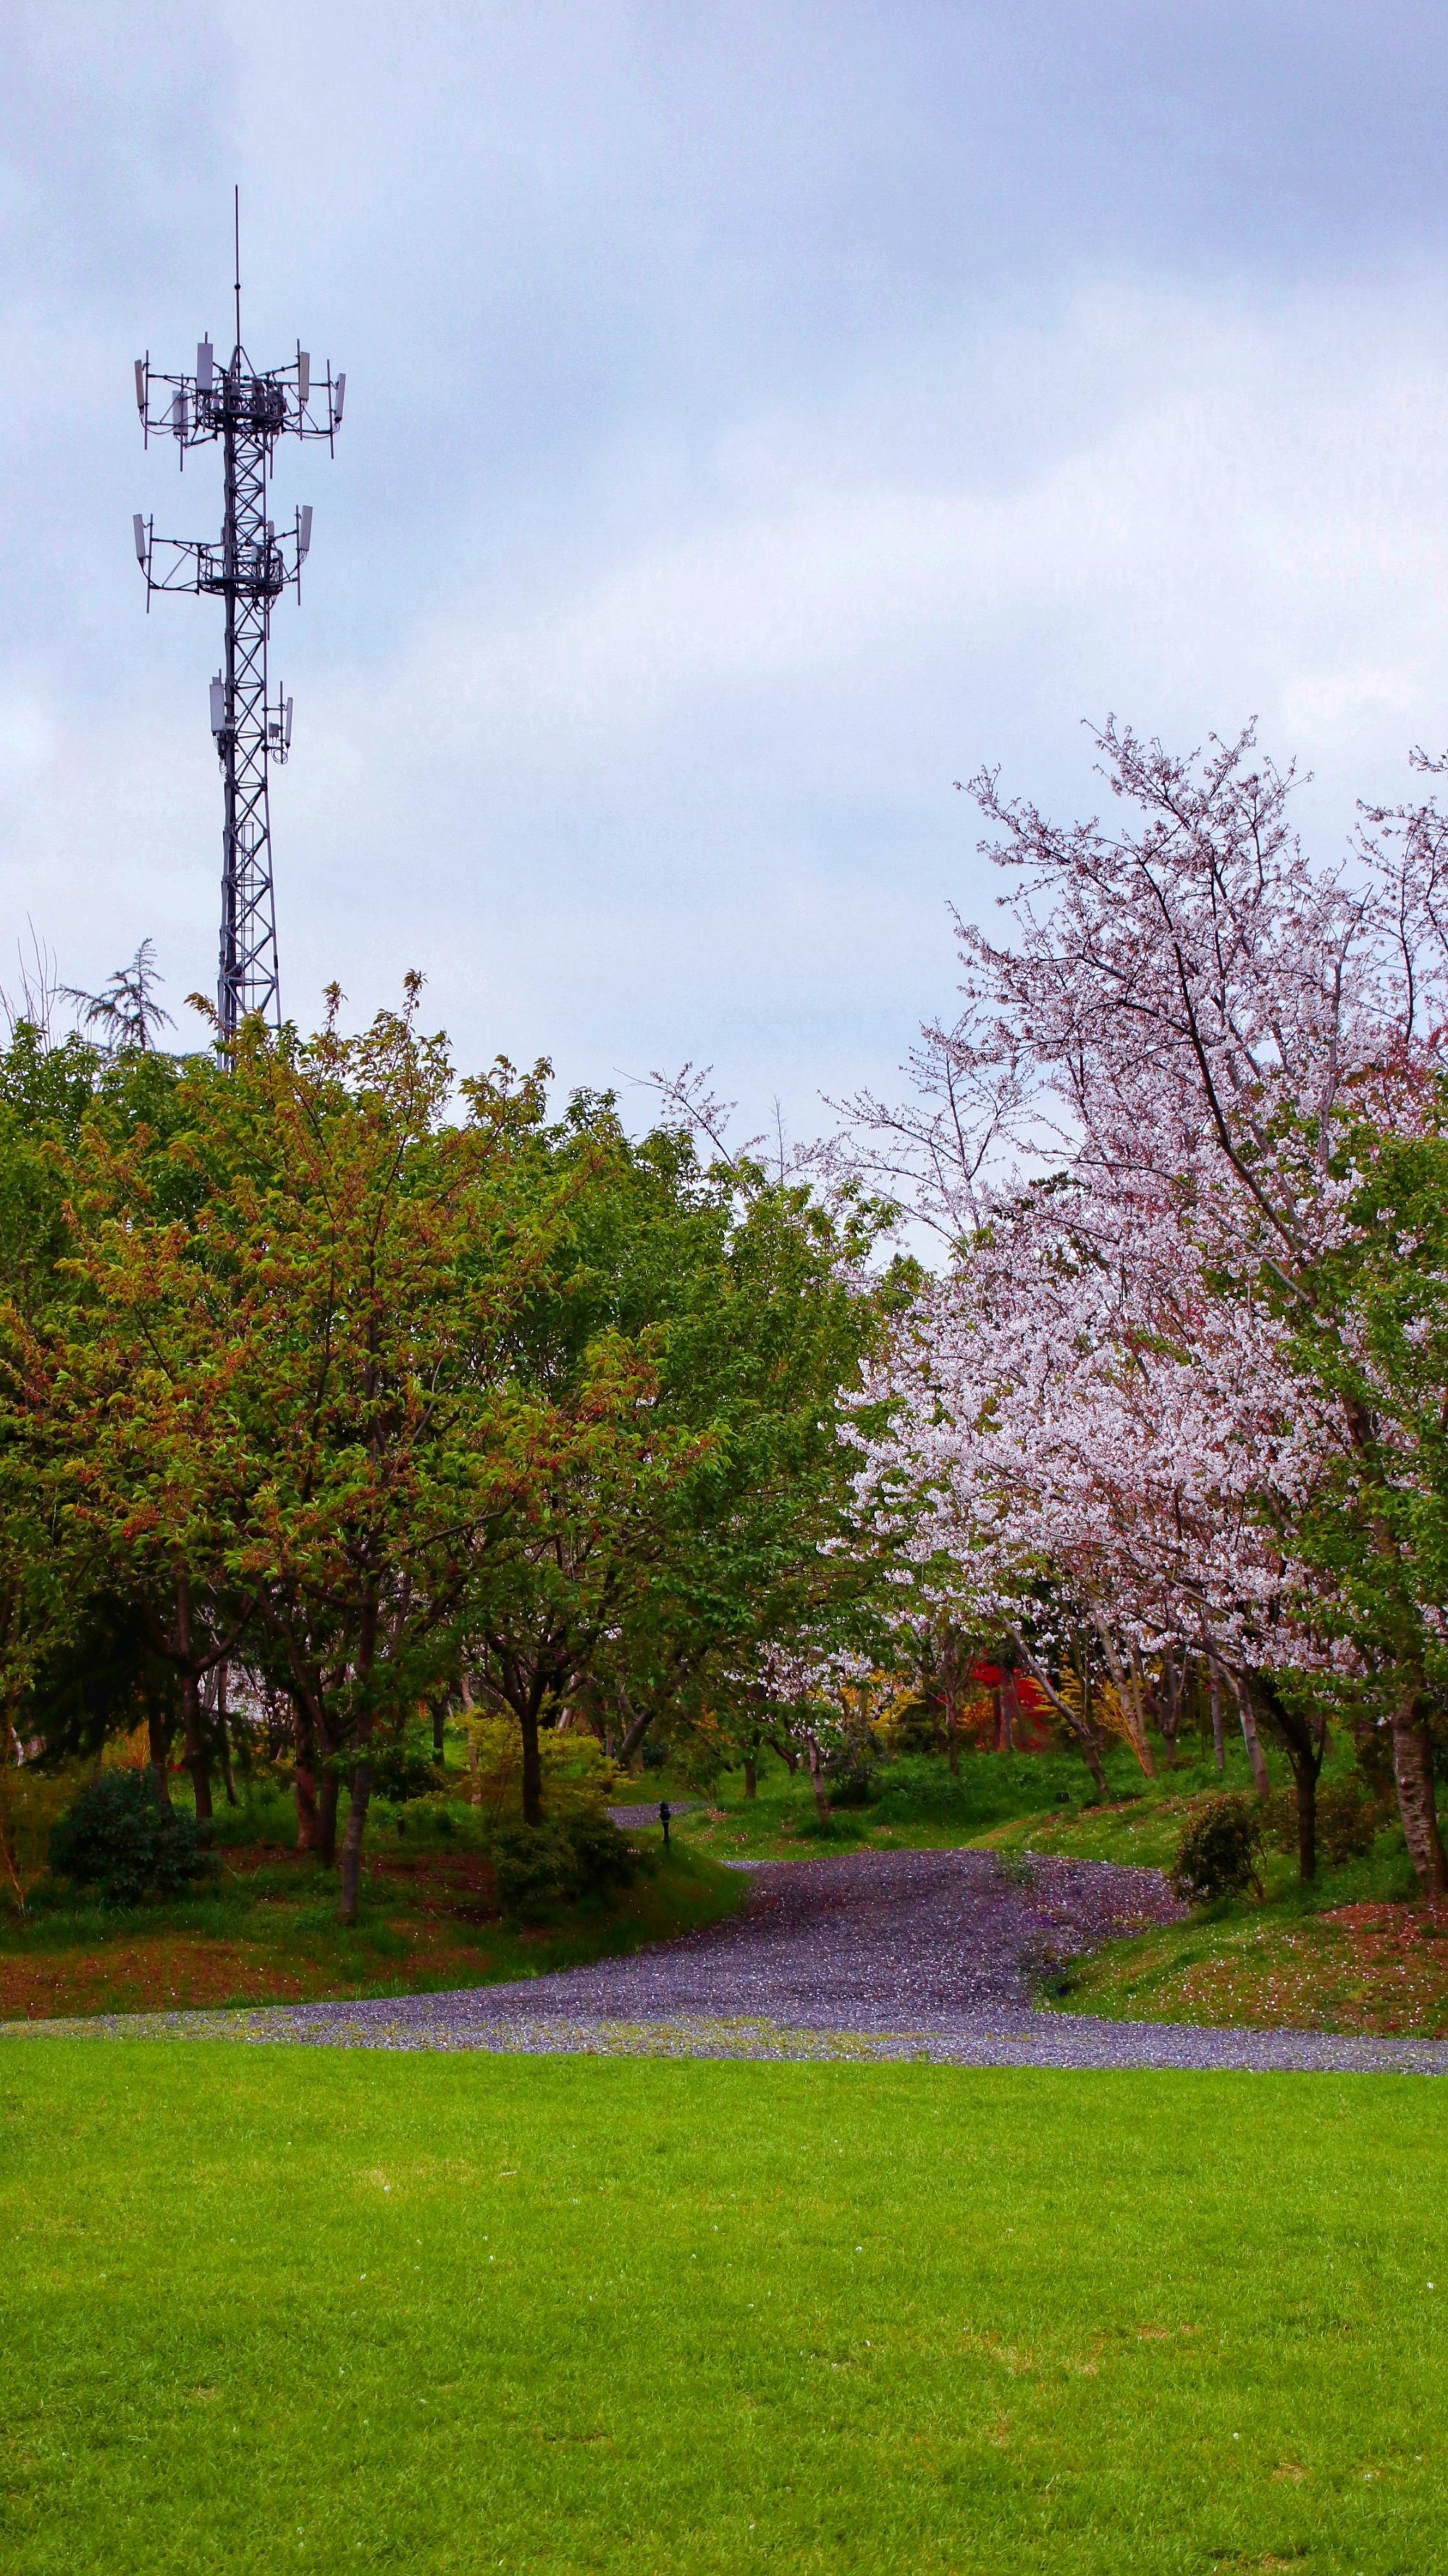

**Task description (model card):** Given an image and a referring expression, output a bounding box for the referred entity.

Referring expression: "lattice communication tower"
[133,214,344,1038]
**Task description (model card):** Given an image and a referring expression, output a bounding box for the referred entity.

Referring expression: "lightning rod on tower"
[132,195,345,1040]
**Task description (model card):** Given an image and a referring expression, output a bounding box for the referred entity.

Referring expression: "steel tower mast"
[133,204,344,1039]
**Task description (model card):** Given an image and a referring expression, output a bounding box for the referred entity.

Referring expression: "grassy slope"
[0,1792,746,2018]
[662,1742,1166,1862]
[1053,1897,1448,2036]
[1046,1829,1448,2038]
[3,2044,1446,2575]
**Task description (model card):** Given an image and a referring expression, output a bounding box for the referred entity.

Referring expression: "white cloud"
[228,270,1448,1120]
[7,7,1448,1136]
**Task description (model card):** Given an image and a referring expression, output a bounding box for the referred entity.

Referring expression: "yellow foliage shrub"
[462,1716,624,1824]
[0,1760,93,1907]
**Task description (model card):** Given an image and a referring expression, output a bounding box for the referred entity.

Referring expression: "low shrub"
[489,1811,641,1921]
[366,1737,446,1805]
[49,1770,217,1907]
[825,1766,877,1810]
[1263,1776,1385,1868]
[1169,1793,1263,1905]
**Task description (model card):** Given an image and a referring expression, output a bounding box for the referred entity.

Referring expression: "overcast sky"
[3,1,1447,1133]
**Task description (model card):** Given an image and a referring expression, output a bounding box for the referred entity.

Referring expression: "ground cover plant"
[2,2042,1446,2575]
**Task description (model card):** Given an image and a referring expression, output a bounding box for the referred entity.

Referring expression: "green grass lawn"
[2,2044,1445,2574]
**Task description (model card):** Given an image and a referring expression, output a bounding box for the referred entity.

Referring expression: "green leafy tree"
[0,1022,195,1825]
[460,1102,888,1822]
[1285,1103,1448,1887]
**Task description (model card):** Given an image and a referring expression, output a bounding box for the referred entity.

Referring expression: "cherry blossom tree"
[848,721,1448,1887]
[726,1641,876,1823]
[851,1188,1348,1868]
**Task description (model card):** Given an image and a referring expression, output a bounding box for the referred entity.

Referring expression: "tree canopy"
[0,986,890,1912]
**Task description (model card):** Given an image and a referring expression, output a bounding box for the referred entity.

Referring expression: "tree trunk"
[1157,1650,1187,1761]
[179,1669,213,1829]
[0,1794,23,1913]
[994,1682,1014,1753]
[1230,1674,1271,1796]
[1392,1700,1448,1895]
[146,1703,173,1808]
[1124,1657,1155,1779]
[1292,1753,1318,1882]
[1247,1673,1326,1883]
[1210,1663,1226,1774]
[1077,1724,1106,1800]
[318,1769,340,1866]
[293,1699,321,1852]
[744,1758,757,1800]
[340,1763,374,1925]
[617,1689,658,1766]
[171,1572,213,1827]
[1011,1636,1107,1798]
[1159,1651,1176,1753]
[432,1703,446,1761]
[216,1667,238,1808]
[1295,1763,1318,1882]
[521,1708,543,1827]
[1095,1621,1156,1778]
[942,1667,961,1772]
[0,1723,28,1912]
[808,1737,830,1821]
[766,1734,799,1776]
[295,1754,320,1850]
[1072,1653,1108,1798]
[1280,1711,1321,1883]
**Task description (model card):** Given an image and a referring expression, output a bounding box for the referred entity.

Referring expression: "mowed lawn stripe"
[1,2047,1444,2573]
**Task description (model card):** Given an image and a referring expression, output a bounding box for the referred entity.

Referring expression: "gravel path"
[605,1800,700,1829]
[8,1846,1448,2074]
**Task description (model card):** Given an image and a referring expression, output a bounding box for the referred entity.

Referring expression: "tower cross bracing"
[133,229,344,1039]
